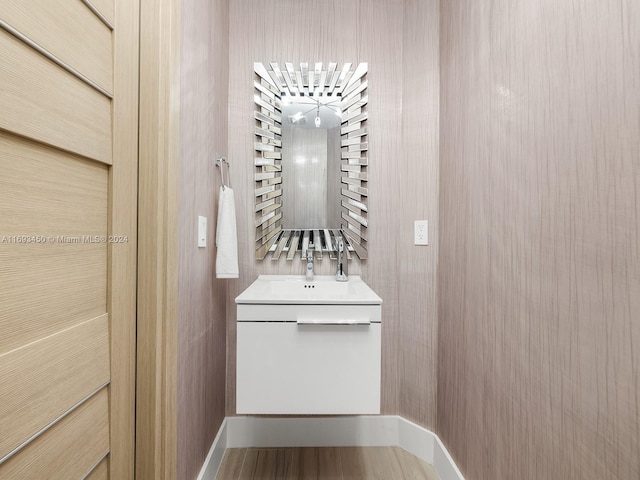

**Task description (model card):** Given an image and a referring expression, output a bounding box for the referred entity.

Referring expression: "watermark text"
[1,235,129,245]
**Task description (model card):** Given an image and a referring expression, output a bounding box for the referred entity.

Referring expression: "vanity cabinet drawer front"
[237,304,381,323]
[236,322,381,414]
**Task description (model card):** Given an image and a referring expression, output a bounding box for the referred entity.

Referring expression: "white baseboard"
[225,415,399,448]
[432,433,466,480]
[196,418,228,480]
[396,417,465,480]
[198,416,463,480]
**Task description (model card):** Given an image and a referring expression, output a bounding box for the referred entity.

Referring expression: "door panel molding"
[0,388,109,479]
[0,0,113,93]
[0,315,109,461]
[0,28,112,164]
[108,0,140,478]
[136,0,180,478]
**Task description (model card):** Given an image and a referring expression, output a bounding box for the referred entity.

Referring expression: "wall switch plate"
[198,216,207,247]
[414,220,428,245]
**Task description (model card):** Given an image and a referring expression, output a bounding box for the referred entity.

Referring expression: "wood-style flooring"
[215,446,440,480]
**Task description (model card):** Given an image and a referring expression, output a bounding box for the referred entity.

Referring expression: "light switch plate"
[198,216,207,247]
[414,220,428,245]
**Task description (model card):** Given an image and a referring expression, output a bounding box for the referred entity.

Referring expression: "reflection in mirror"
[254,62,368,261]
[281,97,342,229]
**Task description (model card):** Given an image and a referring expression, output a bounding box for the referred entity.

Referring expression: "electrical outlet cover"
[414,220,428,245]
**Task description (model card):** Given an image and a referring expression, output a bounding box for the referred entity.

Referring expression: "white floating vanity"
[235,275,382,415]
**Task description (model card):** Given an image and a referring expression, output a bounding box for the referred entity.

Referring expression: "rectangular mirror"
[254,62,368,261]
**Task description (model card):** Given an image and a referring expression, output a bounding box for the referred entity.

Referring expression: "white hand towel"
[216,186,239,278]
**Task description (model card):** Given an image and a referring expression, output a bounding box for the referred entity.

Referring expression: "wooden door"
[0,1,139,478]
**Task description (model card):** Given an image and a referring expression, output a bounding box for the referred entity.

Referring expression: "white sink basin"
[235,275,383,305]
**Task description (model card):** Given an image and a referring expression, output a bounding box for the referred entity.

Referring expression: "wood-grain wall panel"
[0,0,138,476]
[85,457,109,480]
[0,132,108,232]
[0,29,112,164]
[0,244,107,355]
[0,0,113,93]
[0,388,109,479]
[136,0,180,477]
[0,132,107,354]
[438,0,640,478]
[0,315,110,460]
[107,0,140,475]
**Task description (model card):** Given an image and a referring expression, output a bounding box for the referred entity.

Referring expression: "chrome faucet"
[305,249,314,281]
[336,238,348,282]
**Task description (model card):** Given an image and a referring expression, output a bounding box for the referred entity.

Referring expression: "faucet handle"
[305,247,314,280]
[336,237,348,282]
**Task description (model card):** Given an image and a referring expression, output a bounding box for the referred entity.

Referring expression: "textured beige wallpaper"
[438,1,640,478]
[177,0,229,479]
[226,0,440,426]
[399,0,440,427]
